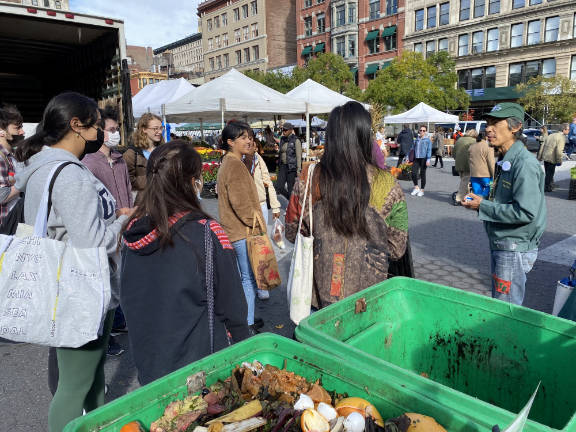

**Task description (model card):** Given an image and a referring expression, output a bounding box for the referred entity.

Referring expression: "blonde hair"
[131,113,165,149]
[465,128,478,138]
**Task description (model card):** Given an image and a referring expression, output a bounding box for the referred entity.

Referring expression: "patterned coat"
[285,164,408,309]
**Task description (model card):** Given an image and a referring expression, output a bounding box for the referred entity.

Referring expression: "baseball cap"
[482,103,525,120]
[282,122,295,130]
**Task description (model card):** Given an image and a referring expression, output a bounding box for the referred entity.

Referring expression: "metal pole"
[162,104,167,142]
[221,110,225,130]
[306,111,310,162]
[200,118,204,144]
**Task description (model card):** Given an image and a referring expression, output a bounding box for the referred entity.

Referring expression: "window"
[304,17,312,36]
[223,33,229,46]
[458,66,496,89]
[458,70,469,89]
[460,0,470,21]
[471,68,483,89]
[440,3,450,25]
[511,23,524,48]
[386,0,398,15]
[244,48,250,63]
[222,13,227,26]
[426,41,436,58]
[525,60,540,81]
[527,20,541,45]
[252,23,259,38]
[207,19,213,31]
[488,0,499,14]
[349,4,356,23]
[253,45,260,60]
[235,50,241,64]
[368,35,380,54]
[44,0,49,7]
[542,59,556,77]
[438,38,448,51]
[348,36,356,57]
[529,0,542,4]
[384,32,396,51]
[242,4,248,18]
[233,8,240,21]
[474,0,485,17]
[216,56,222,69]
[31,0,38,5]
[317,14,325,33]
[485,67,496,88]
[215,35,221,48]
[545,17,559,42]
[487,28,498,51]
[415,9,424,31]
[336,37,345,57]
[215,16,220,29]
[336,5,345,26]
[251,1,257,15]
[243,26,249,40]
[414,42,423,53]
[458,34,469,56]
[55,1,61,8]
[209,58,214,71]
[512,0,525,9]
[317,0,325,3]
[472,31,483,53]
[235,29,241,43]
[223,53,229,68]
[369,0,380,20]
[305,0,312,6]
[509,59,556,85]
[571,56,576,80]
[208,38,214,50]
[427,6,436,28]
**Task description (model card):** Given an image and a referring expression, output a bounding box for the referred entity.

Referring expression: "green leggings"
[48,309,114,432]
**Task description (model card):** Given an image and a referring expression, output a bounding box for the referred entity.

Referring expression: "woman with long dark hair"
[14,92,133,432]
[285,102,408,309]
[119,140,250,385]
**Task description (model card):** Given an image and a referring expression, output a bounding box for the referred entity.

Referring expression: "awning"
[313,43,325,52]
[301,46,312,56]
[381,25,397,37]
[365,64,379,75]
[365,30,380,41]
[350,67,358,75]
[381,61,392,69]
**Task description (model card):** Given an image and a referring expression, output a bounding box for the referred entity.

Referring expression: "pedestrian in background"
[0,104,24,224]
[285,101,408,310]
[217,122,265,334]
[124,113,164,206]
[452,129,478,205]
[538,124,569,192]
[468,131,495,198]
[431,126,445,169]
[452,126,463,141]
[409,125,432,197]
[463,103,545,306]
[567,117,576,160]
[396,123,414,168]
[276,122,302,200]
[537,126,548,154]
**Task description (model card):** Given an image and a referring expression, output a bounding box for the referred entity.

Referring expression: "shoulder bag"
[246,211,281,291]
[204,219,215,354]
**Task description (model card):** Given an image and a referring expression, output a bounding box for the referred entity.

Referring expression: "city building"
[154,33,204,74]
[197,0,297,80]
[403,0,576,115]
[127,45,155,72]
[7,0,70,10]
[129,71,168,97]
[296,0,405,90]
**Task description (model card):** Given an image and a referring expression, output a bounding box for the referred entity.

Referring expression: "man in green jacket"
[463,103,546,305]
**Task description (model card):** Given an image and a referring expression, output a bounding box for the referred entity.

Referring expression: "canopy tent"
[176,122,223,131]
[132,78,195,119]
[384,102,459,124]
[286,116,327,129]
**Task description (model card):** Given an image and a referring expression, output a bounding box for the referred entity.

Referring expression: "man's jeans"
[491,249,538,306]
[232,239,256,325]
[567,137,576,158]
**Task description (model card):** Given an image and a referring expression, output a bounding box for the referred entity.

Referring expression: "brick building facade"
[198,0,297,80]
[296,0,405,90]
[154,33,204,74]
[126,45,154,72]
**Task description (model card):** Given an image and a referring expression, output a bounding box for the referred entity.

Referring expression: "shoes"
[417,190,424,197]
[432,165,437,168]
[410,188,419,196]
[257,289,270,300]
[544,188,553,192]
[107,336,125,357]
[253,317,264,329]
[439,166,444,169]
[551,183,559,189]
[110,322,128,337]
[249,325,261,336]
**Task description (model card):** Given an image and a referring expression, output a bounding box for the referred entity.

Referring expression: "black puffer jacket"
[279,134,300,172]
[396,129,414,156]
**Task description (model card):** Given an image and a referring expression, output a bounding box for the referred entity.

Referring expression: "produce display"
[121,362,447,432]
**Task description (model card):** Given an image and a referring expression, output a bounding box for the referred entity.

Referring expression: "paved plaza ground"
[1,156,575,431]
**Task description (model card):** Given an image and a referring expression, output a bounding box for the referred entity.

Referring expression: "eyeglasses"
[146,127,165,133]
[419,129,427,132]
[106,127,120,133]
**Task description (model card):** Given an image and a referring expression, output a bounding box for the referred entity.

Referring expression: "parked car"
[435,121,487,136]
[523,129,541,152]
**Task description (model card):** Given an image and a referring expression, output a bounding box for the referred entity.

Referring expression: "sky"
[70,0,203,48]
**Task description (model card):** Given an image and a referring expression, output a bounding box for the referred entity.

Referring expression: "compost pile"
[136,361,447,432]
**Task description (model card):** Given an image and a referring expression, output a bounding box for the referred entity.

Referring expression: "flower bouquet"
[395,162,418,181]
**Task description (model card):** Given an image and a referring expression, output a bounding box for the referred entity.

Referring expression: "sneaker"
[253,317,264,329]
[107,336,125,357]
[551,183,559,189]
[410,188,419,196]
[544,188,553,192]
[110,322,128,336]
[249,325,261,336]
[257,289,270,300]
[417,190,424,197]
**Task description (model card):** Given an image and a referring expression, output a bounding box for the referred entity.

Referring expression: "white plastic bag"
[0,163,111,347]
[272,218,286,249]
[553,281,574,316]
[287,164,315,325]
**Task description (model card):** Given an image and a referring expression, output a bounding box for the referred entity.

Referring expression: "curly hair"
[131,113,164,149]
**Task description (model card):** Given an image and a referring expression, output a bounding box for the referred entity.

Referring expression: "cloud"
[70,0,202,48]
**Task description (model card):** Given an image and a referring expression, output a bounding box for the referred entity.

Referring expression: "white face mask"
[105,131,121,148]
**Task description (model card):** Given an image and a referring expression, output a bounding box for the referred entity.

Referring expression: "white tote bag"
[287,164,315,325]
[0,162,111,347]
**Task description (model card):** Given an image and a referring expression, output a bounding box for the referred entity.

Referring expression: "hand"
[557,163,562,167]
[273,211,280,220]
[426,161,430,166]
[462,194,482,211]
[8,175,15,186]
[116,206,137,218]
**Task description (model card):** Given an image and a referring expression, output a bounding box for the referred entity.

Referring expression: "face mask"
[105,131,121,148]
[195,179,203,202]
[7,134,25,146]
[79,128,105,160]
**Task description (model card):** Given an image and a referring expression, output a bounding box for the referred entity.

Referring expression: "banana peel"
[206,400,263,425]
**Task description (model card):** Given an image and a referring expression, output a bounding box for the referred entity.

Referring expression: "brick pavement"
[1,156,575,431]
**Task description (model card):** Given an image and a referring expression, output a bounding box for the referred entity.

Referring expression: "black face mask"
[79,128,104,160]
[7,135,25,147]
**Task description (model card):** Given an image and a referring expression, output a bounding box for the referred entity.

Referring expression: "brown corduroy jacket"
[217,152,265,243]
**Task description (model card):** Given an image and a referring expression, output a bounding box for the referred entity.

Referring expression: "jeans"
[544,161,556,190]
[232,239,257,325]
[276,163,297,200]
[567,137,576,158]
[260,202,269,225]
[491,248,538,306]
[112,305,125,329]
[412,158,428,189]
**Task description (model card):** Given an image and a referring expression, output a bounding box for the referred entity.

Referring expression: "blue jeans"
[491,249,538,306]
[567,137,576,158]
[232,239,256,325]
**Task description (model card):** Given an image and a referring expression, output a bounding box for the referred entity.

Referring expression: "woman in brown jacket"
[217,122,265,333]
[123,113,164,206]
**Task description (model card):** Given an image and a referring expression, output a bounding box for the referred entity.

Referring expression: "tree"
[363,51,469,114]
[517,76,576,124]
[243,69,296,94]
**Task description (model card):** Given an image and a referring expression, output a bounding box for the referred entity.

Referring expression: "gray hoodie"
[15,146,127,310]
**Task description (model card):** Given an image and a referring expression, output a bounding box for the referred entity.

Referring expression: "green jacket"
[453,136,476,172]
[478,141,546,252]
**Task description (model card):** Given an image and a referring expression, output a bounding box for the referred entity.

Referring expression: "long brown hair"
[131,113,165,149]
[121,140,211,247]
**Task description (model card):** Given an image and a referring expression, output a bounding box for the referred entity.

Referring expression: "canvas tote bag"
[246,211,281,291]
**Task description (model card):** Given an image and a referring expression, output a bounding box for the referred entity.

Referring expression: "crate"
[569,179,576,200]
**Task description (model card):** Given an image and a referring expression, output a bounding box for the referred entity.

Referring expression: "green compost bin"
[64,333,490,432]
[295,277,576,432]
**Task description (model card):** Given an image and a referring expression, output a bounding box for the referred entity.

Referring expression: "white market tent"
[132,78,195,119]
[288,116,327,129]
[384,102,458,125]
